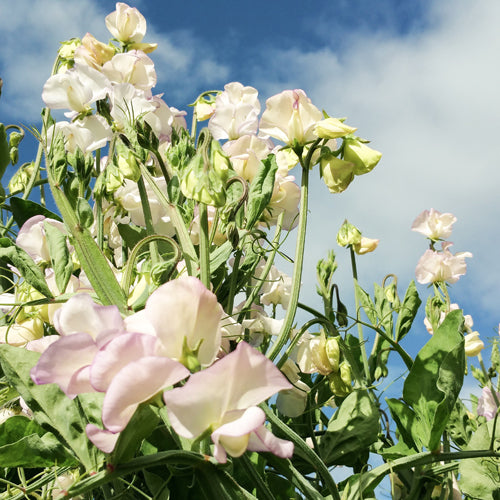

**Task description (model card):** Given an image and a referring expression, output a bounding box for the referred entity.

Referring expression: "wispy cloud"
[252,0,500,334]
[0,0,229,122]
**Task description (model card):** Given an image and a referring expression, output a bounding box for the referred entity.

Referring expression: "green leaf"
[354,282,377,325]
[394,280,421,342]
[385,398,422,452]
[75,197,94,229]
[374,283,393,337]
[111,404,160,464]
[403,309,465,451]
[0,415,77,467]
[0,344,103,470]
[319,389,380,467]
[44,220,73,294]
[0,238,53,297]
[245,155,278,230]
[10,197,62,228]
[458,420,500,499]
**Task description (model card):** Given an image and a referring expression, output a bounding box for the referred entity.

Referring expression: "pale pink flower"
[259,89,323,146]
[31,294,125,398]
[16,215,68,264]
[477,387,500,420]
[105,2,147,43]
[74,33,115,70]
[124,277,224,367]
[415,242,472,284]
[411,209,457,241]
[208,82,261,140]
[163,341,294,463]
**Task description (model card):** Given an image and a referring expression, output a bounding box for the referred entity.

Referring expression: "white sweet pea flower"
[412,208,457,241]
[259,89,323,146]
[102,50,156,91]
[47,115,112,153]
[109,83,156,130]
[223,135,273,181]
[208,82,261,140]
[253,261,292,310]
[415,242,472,285]
[464,331,484,357]
[276,359,310,417]
[105,2,147,43]
[42,64,111,113]
[114,177,175,236]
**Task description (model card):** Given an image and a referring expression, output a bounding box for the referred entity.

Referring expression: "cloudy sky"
[1,0,499,361]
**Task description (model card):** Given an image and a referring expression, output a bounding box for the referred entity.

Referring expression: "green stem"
[261,404,341,500]
[226,248,242,315]
[350,247,370,381]
[198,202,210,288]
[137,176,160,266]
[478,352,500,408]
[267,163,309,362]
[239,454,275,500]
[94,149,104,251]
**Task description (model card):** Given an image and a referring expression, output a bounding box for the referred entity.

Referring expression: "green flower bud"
[343,138,382,175]
[8,131,23,149]
[339,361,352,390]
[325,337,340,373]
[320,153,355,193]
[180,130,228,207]
[314,117,357,139]
[336,220,362,248]
[117,151,140,182]
[8,162,35,194]
[328,372,351,397]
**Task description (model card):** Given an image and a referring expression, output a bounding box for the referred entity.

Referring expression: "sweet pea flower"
[31,294,125,398]
[16,215,69,264]
[189,205,227,246]
[415,242,472,285]
[74,33,115,70]
[105,2,147,43]
[343,138,382,175]
[109,83,157,130]
[464,331,484,357]
[353,236,379,255]
[263,170,301,230]
[411,208,457,241]
[320,155,355,193]
[259,89,323,146]
[0,318,44,347]
[124,277,224,368]
[102,51,157,91]
[42,64,111,114]
[477,387,500,421]
[276,359,310,417]
[223,135,273,181]
[253,261,292,310]
[208,82,261,140]
[47,115,113,153]
[163,341,294,463]
[314,117,357,139]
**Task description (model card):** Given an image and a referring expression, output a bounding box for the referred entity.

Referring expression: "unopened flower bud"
[314,117,357,139]
[58,38,81,60]
[353,236,379,255]
[336,220,362,248]
[117,151,140,182]
[320,154,355,193]
[343,138,382,175]
[325,337,340,373]
[464,331,484,357]
[339,361,352,389]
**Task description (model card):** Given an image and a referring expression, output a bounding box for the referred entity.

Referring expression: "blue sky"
[1,0,499,378]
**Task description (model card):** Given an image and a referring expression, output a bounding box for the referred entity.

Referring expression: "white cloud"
[0,0,228,122]
[255,0,500,333]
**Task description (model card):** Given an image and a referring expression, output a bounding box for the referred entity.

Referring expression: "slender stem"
[226,248,242,315]
[261,404,340,500]
[94,148,104,251]
[267,163,309,362]
[239,455,275,500]
[478,352,500,407]
[350,247,371,381]
[137,176,160,266]
[198,202,210,288]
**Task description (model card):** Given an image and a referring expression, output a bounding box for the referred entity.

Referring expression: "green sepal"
[245,154,278,230]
